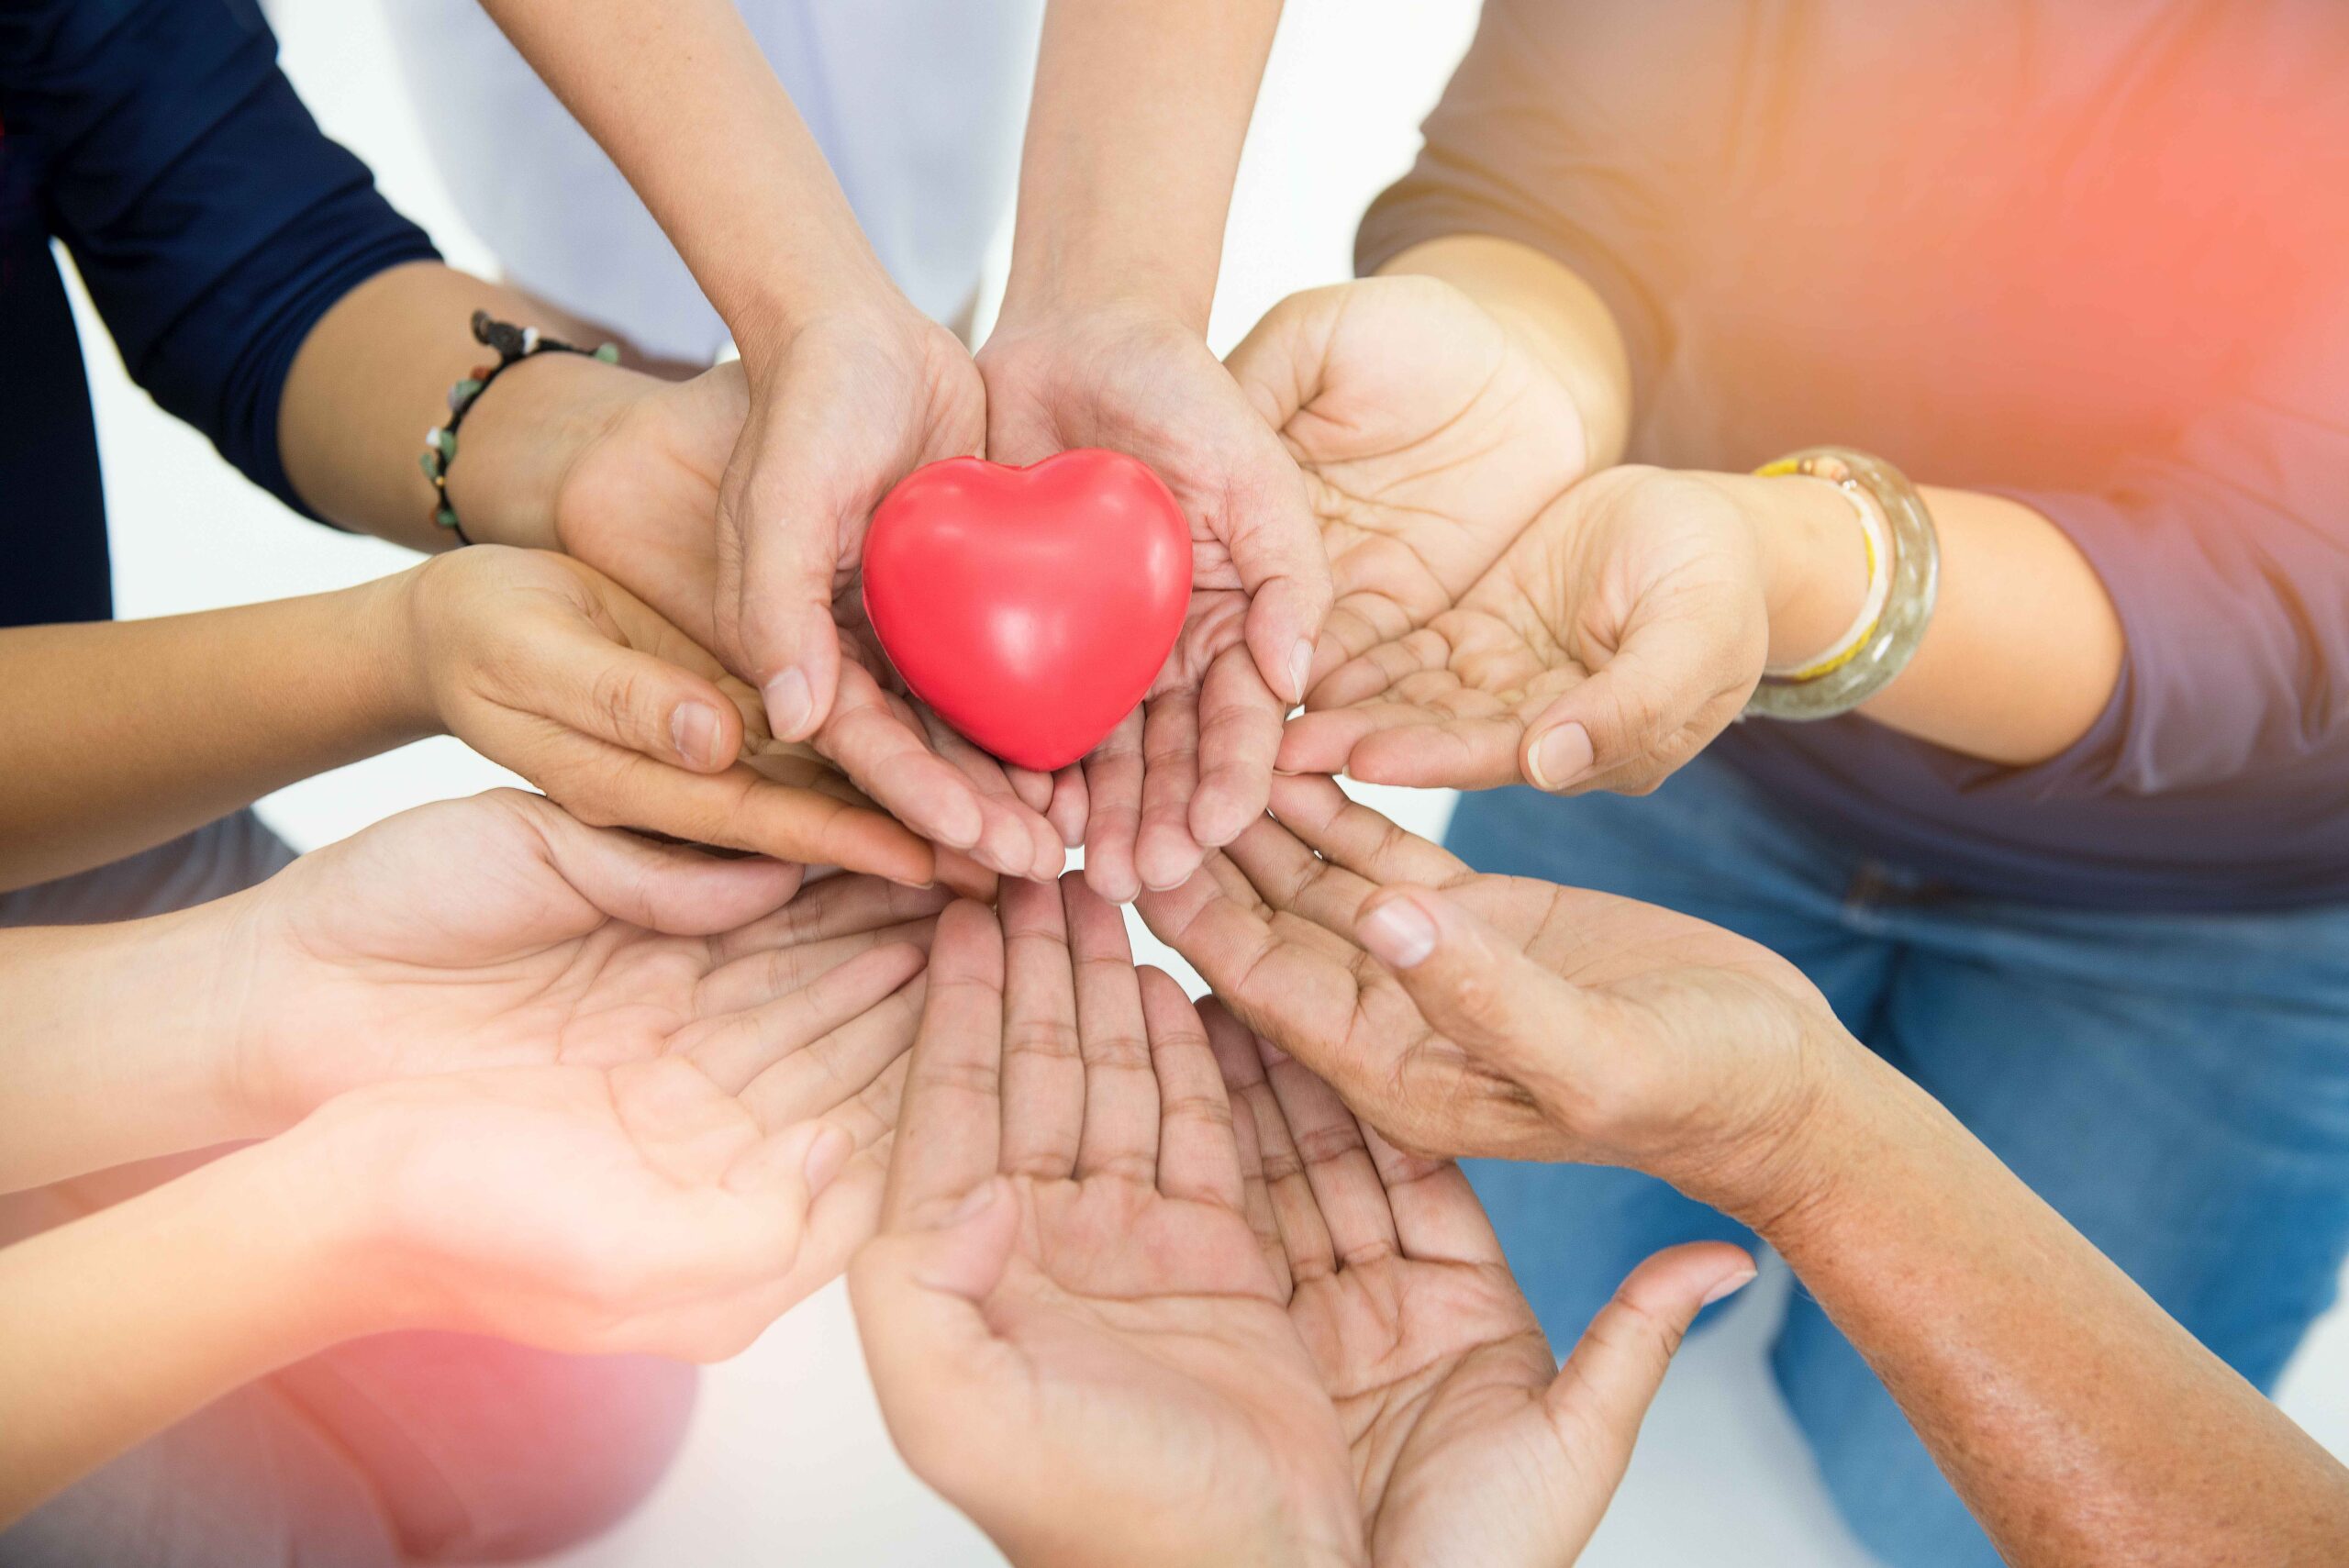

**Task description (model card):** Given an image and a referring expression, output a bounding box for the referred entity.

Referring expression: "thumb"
[1520,607,1750,795]
[732,506,846,746]
[1545,1242,1756,1474]
[848,1179,1022,1461]
[1353,884,1605,1081]
[519,608,749,775]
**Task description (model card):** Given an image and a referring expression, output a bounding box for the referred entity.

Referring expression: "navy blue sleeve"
[0,0,440,517]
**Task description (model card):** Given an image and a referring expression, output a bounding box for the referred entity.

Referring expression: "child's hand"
[399,544,960,886]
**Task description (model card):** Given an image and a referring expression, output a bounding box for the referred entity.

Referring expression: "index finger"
[880,900,1007,1227]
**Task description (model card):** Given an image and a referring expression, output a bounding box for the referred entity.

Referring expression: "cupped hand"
[849,882,1366,1568]
[406,543,942,884]
[1225,274,1591,695]
[232,788,948,1129]
[979,303,1331,901]
[1279,465,1769,797]
[548,362,1063,883]
[1206,1000,1753,1568]
[284,1054,874,1362]
[1138,774,1842,1207]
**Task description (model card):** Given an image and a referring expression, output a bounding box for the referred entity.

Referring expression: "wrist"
[362,564,446,742]
[442,352,648,551]
[1701,1028,1913,1240]
[0,903,266,1188]
[1702,472,1873,670]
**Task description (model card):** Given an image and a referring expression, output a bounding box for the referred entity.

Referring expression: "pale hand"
[1204,1000,1753,1568]
[979,303,1332,901]
[549,361,1063,884]
[1280,465,1770,797]
[1139,773,1841,1207]
[850,882,1364,1568]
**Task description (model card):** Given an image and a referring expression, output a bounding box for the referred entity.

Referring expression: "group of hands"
[233,267,1849,1562]
[200,772,1831,1568]
[415,270,1779,906]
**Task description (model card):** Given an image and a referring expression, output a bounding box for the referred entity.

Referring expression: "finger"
[1079,707,1146,903]
[913,702,1063,881]
[1187,641,1283,850]
[529,613,748,775]
[1230,1029,1338,1284]
[723,439,849,741]
[1005,762,1056,814]
[524,795,804,933]
[931,847,999,902]
[1138,969,1241,1210]
[1134,690,1207,895]
[1353,884,1608,1093]
[880,900,1007,1226]
[737,967,928,1130]
[1202,999,1293,1297]
[1359,1122,1507,1268]
[1549,1243,1757,1477]
[1133,858,1365,1065]
[1328,708,1532,792]
[721,773,940,887]
[1221,440,1333,706]
[996,875,1085,1181]
[704,873,952,966]
[1519,615,1745,795]
[678,941,928,1092]
[1254,1035,1399,1268]
[1266,773,1470,887]
[814,662,987,853]
[1064,874,1159,1184]
[1046,764,1090,850]
[848,1179,1024,1482]
[1221,809,1375,938]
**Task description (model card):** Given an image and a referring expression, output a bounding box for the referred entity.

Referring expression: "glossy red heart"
[861,450,1192,773]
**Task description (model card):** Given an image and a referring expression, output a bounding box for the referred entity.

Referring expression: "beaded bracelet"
[1743,447,1941,721]
[420,310,618,544]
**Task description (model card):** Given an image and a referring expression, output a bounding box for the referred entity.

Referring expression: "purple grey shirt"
[1359,0,2349,910]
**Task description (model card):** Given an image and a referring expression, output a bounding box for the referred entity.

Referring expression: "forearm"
[999,0,1285,329]
[1708,472,2125,763]
[1380,235,1634,470]
[474,0,894,352]
[0,905,258,1190]
[1742,1051,2349,1565]
[0,1140,364,1526]
[279,261,655,551]
[0,576,428,890]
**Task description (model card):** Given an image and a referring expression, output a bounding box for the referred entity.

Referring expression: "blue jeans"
[1448,757,2349,1568]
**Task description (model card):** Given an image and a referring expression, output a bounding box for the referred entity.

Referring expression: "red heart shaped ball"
[861,450,1192,773]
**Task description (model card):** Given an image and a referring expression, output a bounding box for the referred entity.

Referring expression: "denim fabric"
[1448,757,2349,1568]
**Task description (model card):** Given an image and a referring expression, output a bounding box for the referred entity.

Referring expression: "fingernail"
[764,668,815,740]
[802,1125,853,1196]
[941,1180,999,1229]
[1701,1264,1759,1307]
[1358,896,1438,969]
[1287,638,1315,706]
[1527,721,1595,792]
[670,702,724,770]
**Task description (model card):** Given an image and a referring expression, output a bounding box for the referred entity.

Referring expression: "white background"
[70,2,2349,1562]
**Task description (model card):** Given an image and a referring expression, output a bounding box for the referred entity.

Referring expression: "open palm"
[234,790,948,1126]
[1226,274,1590,696]
[1139,773,1823,1172]
[852,882,1365,1568]
[1279,466,1767,795]
[1203,998,1748,1568]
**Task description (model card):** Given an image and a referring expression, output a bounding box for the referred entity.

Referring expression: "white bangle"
[1761,474,1893,682]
